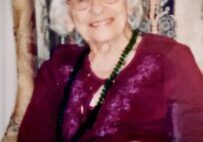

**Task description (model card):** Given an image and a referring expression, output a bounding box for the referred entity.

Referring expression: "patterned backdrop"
[2,0,203,141]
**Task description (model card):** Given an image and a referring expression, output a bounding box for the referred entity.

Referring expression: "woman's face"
[69,0,131,44]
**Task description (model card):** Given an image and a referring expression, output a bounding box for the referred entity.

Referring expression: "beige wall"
[0,0,17,140]
[176,0,203,70]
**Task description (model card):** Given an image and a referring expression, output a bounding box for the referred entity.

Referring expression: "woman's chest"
[61,54,172,140]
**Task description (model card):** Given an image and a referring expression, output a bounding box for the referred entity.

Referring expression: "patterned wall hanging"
[140,0,176,38]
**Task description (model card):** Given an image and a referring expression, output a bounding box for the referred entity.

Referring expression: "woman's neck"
[87,28,133,79]
[88,28,132,61]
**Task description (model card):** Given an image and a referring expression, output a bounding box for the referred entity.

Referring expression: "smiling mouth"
[90,18,113,28]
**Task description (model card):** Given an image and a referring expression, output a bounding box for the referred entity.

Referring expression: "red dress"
[18,33,203,142]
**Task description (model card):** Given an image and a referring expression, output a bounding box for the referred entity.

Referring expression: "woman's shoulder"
[140,32,190,56]
[50,43,87,67]
[36,44,88,83]
[142,32,176,45]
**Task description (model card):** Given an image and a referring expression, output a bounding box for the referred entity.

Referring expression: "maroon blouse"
[18,34,203,142]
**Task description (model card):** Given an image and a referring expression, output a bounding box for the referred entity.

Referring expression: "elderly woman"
[18,0,203,142]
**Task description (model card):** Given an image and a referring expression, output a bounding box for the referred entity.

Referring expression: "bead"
[120,57,124,61]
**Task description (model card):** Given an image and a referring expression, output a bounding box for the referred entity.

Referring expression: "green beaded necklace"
[96,29,139,107]
[71,29,139,141]
[58,29,139,142]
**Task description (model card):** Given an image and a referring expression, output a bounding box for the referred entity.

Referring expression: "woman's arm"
[169,44,203,142]
[17,61,63,142]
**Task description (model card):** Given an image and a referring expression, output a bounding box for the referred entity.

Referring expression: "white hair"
[49,0,143,36]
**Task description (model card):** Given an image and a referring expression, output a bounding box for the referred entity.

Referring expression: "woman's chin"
[88,30,117,44]
[90,36,115,44]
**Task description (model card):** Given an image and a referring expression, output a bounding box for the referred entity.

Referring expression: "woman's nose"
[90,0,105,15]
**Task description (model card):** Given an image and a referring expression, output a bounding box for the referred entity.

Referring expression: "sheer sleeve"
[169,44,203,142]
